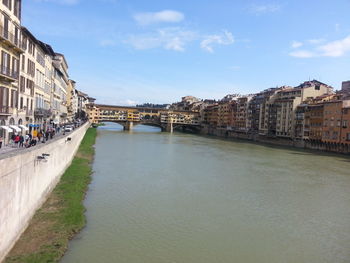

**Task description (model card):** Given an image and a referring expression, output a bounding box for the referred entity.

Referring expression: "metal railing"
[0,106,13,114]
[0,25,22,50]
[0,65,19,80]
[34,108,52,117]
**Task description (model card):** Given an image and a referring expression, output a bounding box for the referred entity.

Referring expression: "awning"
[19,125,29,131]
[0,126,13,132]
[10,125,21,132]
[29,124,40,128]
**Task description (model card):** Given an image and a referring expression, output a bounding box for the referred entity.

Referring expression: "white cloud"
[249,4,281,14]
[289,35,350,58]
[200,30,234,53]
[126,28,235,53]
[318,36,350,57]
[126,28,197,52]
[307,38,326,45]
[289,50,316,58]
[133,10,184,26]
[291,41,303,49]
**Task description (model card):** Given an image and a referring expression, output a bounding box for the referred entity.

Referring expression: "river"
[62,123,350,263]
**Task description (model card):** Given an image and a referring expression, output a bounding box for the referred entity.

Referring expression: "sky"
[23,0,350,105]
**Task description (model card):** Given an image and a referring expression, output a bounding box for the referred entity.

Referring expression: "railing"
[0,25,22,50]
[0,65,19,80]
[34,108,52,117]
[0,106,13,114]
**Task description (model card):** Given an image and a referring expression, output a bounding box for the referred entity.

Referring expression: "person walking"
[11,133,16,146]
[14,134,20,147]
[45,130,49,141]
[19,135,24,148]
[38,130,42,143]
[0,136,3,149]
[25,133,30,147]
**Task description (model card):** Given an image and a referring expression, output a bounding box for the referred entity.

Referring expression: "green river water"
[62,123,350,263]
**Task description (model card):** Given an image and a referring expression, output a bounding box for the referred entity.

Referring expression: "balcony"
[0,65,19,81]
[0,106,13,115]
[34,108,52,118]
[26,109,33,116]
[0,25,24,53]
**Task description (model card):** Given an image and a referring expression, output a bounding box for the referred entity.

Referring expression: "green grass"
[5,128,97,263]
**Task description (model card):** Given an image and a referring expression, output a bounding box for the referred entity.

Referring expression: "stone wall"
[0,123,89,262]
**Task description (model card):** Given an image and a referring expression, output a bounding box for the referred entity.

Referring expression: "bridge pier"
[124,121,134,131]
[166,122,173,133]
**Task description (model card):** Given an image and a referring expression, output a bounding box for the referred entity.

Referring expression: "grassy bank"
[5,127,97,263]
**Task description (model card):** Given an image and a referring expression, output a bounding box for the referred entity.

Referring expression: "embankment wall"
[0,123,89,262]
[199,126,349,153]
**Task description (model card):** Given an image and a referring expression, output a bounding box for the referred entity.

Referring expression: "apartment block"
[67,79,78,121]
[0,0,23,142]
[203,104,219,127]
[342,81,350,94]
[322,99,350,143]
[267,81,332,138]
[341,106,350,144]
[52,53,69,124]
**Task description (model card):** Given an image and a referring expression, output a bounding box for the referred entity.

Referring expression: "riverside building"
[0,1,90,146]
[0,0,23,143]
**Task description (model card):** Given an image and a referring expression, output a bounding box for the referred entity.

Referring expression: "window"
[1,51,11,75]
[347,133,350,141]
[12,57,19,78]
[27,59,35,77]
[332,132,339,140]
[10,89,18,108]
[20,76,25,92]
[22,37,27,51]
[20,96,23,109]
[14,27,19,46]
[0,87,9,110]
[343,120,348,128]
[21,55,25,71]
[2,0,12,11]
[14,0,21,19]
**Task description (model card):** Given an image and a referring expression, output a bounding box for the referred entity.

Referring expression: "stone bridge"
[87,104,201,133]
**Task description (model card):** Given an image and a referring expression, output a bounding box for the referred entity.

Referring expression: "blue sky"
[24,0,350,105]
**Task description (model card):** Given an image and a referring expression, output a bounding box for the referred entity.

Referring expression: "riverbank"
[4,127,97,263]
[200,126,350,154]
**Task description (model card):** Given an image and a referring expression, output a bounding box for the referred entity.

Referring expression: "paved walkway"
[0,123,88,159]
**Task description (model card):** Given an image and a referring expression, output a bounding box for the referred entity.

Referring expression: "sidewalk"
[0,123,87,159]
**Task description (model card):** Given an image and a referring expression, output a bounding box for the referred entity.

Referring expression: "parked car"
[64,126,73,132]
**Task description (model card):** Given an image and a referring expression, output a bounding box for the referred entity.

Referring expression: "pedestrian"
[38,131,42,142]
[19,135,24,148]
[45,130,49,141]
[33,129,38,138]
[11,133,16,146]
[0,135,3,149]
[25,133,30,147]
[50,130,53,139]
[14,134,20,147]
